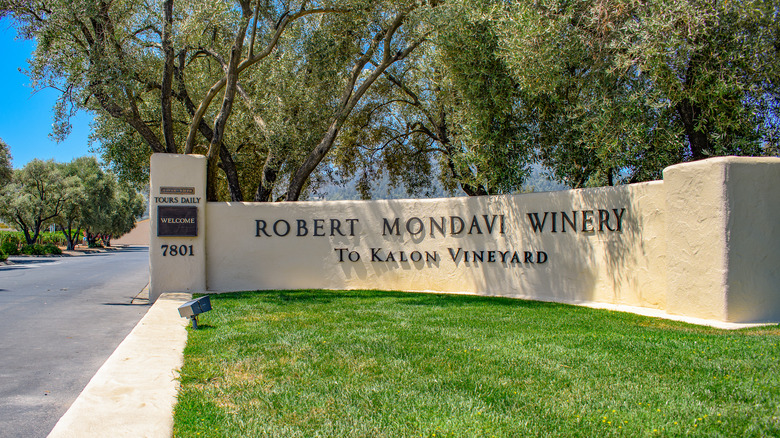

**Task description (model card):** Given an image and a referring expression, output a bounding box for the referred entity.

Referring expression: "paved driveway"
[0,246,150,438]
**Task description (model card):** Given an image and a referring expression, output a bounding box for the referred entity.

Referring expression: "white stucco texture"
[205,182,667,310]
[149,154,207,302]
[664,157,780,322]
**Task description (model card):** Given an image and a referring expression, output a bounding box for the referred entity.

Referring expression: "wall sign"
[157,206,198,237]
[160,186,195,195]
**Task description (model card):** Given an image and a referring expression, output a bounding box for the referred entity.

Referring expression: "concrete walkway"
[47,292,191,438]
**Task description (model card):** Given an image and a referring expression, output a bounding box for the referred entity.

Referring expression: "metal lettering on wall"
[158,206,198,237]
[251,208,629,267]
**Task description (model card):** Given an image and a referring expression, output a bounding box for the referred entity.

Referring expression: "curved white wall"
[150,155,780,323]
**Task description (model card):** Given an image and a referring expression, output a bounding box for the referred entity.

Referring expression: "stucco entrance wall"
[205,181,668,310]
[149,154,779,323]
[149,154,207,299]
[664,157,780,322]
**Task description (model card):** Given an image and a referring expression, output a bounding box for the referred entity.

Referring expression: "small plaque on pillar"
[158,206,198,237]
[160,186,195,195]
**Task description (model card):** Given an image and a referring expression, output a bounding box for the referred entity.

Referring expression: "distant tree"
[0,160,66,244]
[71,159,144,247]
[0,155,144,249]
[0,138,11,186]
[77,169,115,246]
[56,171,86,250]
[101,180,145,246]
[57,157,112,250]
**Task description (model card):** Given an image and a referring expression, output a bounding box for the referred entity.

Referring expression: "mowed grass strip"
[173,290,780,437]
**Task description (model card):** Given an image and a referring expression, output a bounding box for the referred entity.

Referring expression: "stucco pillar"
[663,156,780,322]
[149,154,207,302]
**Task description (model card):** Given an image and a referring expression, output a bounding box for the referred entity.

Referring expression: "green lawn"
[173,290,780,437]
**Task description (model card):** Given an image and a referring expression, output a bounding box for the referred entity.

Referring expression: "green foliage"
[0,159,67,244]
[95,117,153,189]
[175,290,780,437]
[0,230,73,254]
[43,242,62,255]
[334,1,534,198]
[1,240,19,256]
[496,0,780,187]
[3,0,451,201]
[33,231,69,246]
[436,6,532,194]
[4,0,778,198]
[0,231,22,247]
[0,156,144,249]
[0,138,11,186]
[0,249,6,262]
[20,243,60,255]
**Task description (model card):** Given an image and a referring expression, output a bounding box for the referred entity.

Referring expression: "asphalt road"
[0,247,150,438]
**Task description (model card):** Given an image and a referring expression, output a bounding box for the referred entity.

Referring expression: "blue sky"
[0,17,95,169]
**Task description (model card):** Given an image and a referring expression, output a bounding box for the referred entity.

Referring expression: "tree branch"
[184,7,346,153]
[160,0,176,153]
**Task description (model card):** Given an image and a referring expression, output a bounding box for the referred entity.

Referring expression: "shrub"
[0,249,6,262]
[21,244,47,255]
[20,243,63,255]
[1,240,20,256]
[0,231,22,245]
[39,231,68,246]
[1,232,63,254]
[43,243,62,255]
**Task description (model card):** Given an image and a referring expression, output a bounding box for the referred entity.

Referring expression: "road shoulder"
[47,292,191,438]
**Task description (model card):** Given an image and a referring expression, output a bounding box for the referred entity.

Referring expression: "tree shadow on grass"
[205,289,568,310]
[193,290,780,335]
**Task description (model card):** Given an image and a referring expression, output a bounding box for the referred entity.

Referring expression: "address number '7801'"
[161,244,194,256]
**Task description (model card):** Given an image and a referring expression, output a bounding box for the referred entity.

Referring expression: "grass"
[173,290,780,437]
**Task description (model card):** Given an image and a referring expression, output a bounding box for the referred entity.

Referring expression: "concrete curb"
[47,292,191,438]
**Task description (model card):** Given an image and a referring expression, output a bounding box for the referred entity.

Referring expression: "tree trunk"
[175,54,244,201]
[205,11,251,201]
[219,145,243,201]
[28,224,41,246]
[285,11,422,201]
[440,142,488,196]
[58,222,80,250]
[255,152,285,202]
[286,125,341,201]
[206,158,220,202]
[678,46,711,161]
[444,155,488,196]
[676,99,710,160]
